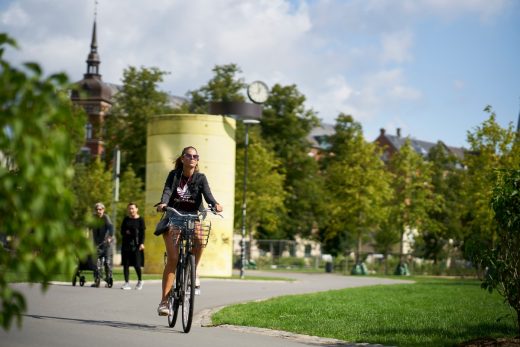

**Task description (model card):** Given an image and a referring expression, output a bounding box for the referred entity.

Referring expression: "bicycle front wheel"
[181,254,196,333]
[167,287,179,328]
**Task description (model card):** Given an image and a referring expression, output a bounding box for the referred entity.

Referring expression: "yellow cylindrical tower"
[144,114,236,276]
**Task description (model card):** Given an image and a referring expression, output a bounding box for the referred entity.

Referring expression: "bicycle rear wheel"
[181,254,196,333]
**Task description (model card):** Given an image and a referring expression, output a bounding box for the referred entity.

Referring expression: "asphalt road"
[1,271,411,347]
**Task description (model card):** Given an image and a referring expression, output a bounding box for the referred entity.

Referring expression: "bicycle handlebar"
[160,205,223,219]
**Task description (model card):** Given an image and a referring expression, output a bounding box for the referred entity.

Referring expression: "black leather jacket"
[160,169,218,212]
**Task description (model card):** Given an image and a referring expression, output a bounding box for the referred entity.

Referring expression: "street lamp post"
[240,119,260,279]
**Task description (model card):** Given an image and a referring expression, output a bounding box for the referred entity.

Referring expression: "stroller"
[72,242,113,288]
[72,253,96,287]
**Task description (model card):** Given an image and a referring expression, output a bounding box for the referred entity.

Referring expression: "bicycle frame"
[165,207,206,333]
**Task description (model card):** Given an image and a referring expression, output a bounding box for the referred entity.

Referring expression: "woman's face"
[127,204,138,217]
[181,148,199,169]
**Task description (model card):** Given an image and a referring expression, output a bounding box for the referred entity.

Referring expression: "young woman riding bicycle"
[155,146,223,316]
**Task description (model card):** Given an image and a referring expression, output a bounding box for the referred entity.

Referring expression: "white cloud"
[380,30,414,64]
[311,75,360,122]
[363,68,422,101]
[1,3,30,27]
[0,0,515,148]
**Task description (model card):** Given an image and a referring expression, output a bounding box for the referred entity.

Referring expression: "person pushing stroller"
[91,202,114,287]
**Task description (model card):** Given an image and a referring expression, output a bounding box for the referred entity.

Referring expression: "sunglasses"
[183,153,200,160]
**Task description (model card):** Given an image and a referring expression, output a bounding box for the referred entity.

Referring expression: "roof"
[385,134,437,157]
[309,125,466,160]
[308,123,335,150]
[71,75,113,102]
[379,131,465,161]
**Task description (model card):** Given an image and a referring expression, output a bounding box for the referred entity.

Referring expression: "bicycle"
[161,205,221,333]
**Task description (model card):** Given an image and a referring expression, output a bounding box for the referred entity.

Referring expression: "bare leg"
[161,228,179,303]
[193,222,205,287]
[194,222,206,267]
[194,245,204,268]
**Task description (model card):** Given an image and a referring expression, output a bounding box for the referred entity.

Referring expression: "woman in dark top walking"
[120,202,145,290]
[155,146,223,316]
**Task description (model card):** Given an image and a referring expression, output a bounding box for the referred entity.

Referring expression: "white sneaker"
[121,282,131,290]
[195,275,200,288]
[157,302,169,316]
[135,281,143,290]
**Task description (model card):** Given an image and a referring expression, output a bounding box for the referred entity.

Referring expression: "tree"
[323,115,391,272]
[373,217,401,275]
[70,158,113,228]
[260,84,322,239]
[187,63,246,114]
[414,142,465,264]
[462,106,520,262]
[481,169,520,335]
[0,34,91,329]
[387,139,435,274]
[116,164,145,226]
[105,66,173,180]
[234,127,287,244]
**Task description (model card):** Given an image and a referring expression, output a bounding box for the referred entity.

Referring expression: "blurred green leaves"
[0,34,91,330]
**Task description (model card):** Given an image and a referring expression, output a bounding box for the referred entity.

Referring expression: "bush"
[481,169,520,334]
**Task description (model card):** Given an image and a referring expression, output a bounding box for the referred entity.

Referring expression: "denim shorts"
[167,215,187,229]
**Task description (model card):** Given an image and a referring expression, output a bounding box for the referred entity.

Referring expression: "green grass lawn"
[212,276,518,347]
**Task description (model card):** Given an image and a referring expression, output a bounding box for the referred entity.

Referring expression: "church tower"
[71,18,113,159]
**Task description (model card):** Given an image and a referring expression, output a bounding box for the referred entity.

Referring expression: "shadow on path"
[24,314,177,334]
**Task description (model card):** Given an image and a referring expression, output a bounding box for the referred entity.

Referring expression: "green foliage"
[462,107,520,259]
[70,158,112,227]
[415,142,465,263]
[323,114,391,262]
[187,63,246,114]
[481,169,520,334]
[116,164,145,227]
[105,66,173,180]
[0,34,91,330]
[260,84,322,238]
[387,139,435,262]
[234,126,287,238]
[372,219,401,260]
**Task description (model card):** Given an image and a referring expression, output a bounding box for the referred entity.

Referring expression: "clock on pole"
[247,81,269,104]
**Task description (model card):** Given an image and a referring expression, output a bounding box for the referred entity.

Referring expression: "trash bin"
[394,262,409,276]
[325,261,333,273]
[322,254,333,273]
[351,262,367,275]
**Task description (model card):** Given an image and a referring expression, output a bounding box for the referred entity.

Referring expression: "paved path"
[1,271,411,347]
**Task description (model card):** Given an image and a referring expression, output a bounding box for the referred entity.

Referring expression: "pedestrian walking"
[120,202,145,290]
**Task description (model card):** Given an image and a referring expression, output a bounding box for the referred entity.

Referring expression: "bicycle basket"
[184,220,211,248]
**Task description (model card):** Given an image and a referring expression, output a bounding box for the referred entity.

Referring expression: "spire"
[85,16,100,77]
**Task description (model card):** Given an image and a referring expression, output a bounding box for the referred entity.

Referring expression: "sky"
[1,0,519,148]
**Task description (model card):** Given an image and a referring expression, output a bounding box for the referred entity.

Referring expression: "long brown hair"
[173,146,200,172]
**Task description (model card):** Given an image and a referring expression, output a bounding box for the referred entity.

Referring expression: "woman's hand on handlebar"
[156,203,167,212]
[214,203,223,213]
